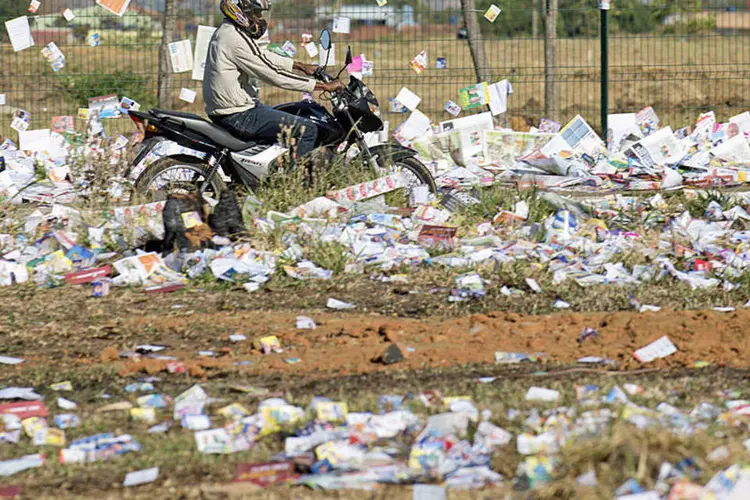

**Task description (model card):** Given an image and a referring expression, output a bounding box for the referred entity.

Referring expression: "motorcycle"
[126,28,436,201]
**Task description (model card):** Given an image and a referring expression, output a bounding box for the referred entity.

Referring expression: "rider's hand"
[318,80,345,92]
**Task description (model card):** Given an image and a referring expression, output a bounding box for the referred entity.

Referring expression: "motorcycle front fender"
[366,143,418,165]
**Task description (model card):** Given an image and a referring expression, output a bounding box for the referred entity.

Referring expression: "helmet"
[221,0,270,38]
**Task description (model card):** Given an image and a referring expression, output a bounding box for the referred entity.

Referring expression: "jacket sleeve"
[232,34,316,93]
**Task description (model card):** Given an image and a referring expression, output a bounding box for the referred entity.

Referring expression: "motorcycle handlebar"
[313,66,331,83]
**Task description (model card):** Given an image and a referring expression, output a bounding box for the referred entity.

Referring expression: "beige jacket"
[203,21,316,116]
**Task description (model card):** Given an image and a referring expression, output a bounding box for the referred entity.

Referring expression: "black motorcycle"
[126,28,436,200]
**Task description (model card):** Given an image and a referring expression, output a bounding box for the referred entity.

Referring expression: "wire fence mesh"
[1,0,749,138]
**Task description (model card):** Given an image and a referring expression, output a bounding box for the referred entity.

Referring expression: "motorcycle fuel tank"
[273,101,347,145]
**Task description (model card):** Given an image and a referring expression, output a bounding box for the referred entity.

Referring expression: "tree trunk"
[544,0,559,120]
[157,0,178,108]
[532,0,539,38]
[460,0,491,84]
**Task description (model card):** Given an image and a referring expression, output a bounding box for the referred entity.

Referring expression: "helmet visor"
[246,2,271,22]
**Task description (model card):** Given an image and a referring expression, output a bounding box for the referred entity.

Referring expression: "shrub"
[57,70,157,109]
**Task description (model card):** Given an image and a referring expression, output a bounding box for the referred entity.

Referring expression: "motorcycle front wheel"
[380,157,437,194]
[133,157,226,203]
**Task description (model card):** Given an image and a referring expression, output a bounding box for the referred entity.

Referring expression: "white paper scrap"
[192,26,217,81]
[633,336,677,363]
[319,43,335,66]
[525,277,542,293]
[333,16,351,34]
[0,453,44,476]
[168,39,193,73]
[5,17,34,52]
[179,88,197,103]
[327,298,355,310]
[525,387,560,402]
[57,397,78,410]
[729,111,750,134]
[296,316,316,329]
[19,129,51,152]
[123,467,159,487]
[395,87,421,111]
[414,484,446,500]
[488,79,512,116]
[0,387,42,400]
[616,492,660,500]
[728,477,750,500]
[305,42,318,58]
[639,304,661,313]
[0,356,24,365]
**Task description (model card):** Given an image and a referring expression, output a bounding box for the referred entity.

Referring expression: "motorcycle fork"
[345,110,384,175]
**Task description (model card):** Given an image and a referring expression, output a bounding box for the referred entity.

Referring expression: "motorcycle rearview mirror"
[335,45,354,80]
[320,29,332,51]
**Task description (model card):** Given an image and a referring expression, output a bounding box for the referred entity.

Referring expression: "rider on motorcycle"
[203,0,343,160]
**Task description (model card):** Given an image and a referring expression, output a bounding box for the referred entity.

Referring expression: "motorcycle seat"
[150,109,256,152]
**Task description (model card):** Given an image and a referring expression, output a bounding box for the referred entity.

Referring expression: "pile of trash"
[4,378,750,497]
[4,108,750,300]
[401,107,750,192]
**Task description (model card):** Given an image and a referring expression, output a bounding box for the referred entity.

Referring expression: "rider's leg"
[214,104,319,159]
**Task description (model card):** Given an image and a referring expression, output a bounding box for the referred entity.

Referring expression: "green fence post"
[600,0,610,139]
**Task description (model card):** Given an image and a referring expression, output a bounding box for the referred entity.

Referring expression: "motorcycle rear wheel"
[134,157,226,203]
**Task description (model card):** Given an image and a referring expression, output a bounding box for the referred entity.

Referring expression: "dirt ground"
[0,289,750,376]
[4,281,750,498]
[86,307,750,375]
[2,277,749,377]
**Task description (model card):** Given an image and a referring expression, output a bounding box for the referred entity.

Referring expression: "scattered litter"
[327,298,355,310]
[639,305,662,313]
[0,454,44,477]
[577,327,599,344]
[233,462,296,487]
[634,336,677,363]
[123,467,159,487]
[525,278,542,293]
[0,388,42,401]
[57,397,77,410]
[713,306,735,312]
[259,336,282,354]
[49,380,73,392]
[525,387,560,402]
[296,316,316,329]
[495,352,543,364]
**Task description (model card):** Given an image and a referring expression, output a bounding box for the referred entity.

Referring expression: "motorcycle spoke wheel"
[134,158,226,203]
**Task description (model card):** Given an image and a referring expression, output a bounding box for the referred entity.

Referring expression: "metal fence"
[1,0,750,138]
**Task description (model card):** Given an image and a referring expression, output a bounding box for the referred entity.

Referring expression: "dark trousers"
[213,103,319,158]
